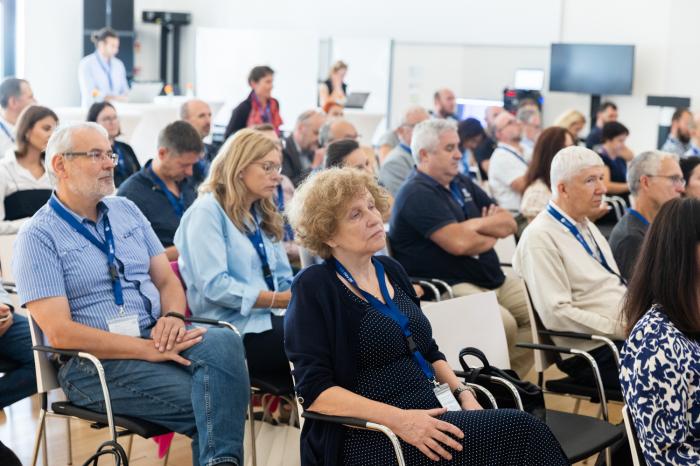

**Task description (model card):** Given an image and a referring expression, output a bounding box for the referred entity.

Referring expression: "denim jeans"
[0,313,37,408]
[58,327,250,466]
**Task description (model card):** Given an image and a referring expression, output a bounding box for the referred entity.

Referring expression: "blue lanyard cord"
[113,144,127,177]
[252,93,272,123]
[334,258,438,385]
[49,197,125,312]
[498,144,528,166]
[247,209,275,291]
[147,166,185,218]
[546,205,627,286]
[94,52,114,94]
[0,120,14,142]
[626,208,649,227]
[276,184,294,241]
[399,143,412,154]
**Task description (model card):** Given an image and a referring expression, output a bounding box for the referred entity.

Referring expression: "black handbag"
[458,347,547,421]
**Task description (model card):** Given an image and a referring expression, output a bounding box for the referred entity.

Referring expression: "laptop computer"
[127,82,164,103]
[344,92,370,109]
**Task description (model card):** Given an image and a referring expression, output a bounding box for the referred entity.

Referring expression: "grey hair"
[296,109,323,127]
[46,122,109,174]
[400,106,429,126]
[550,146,604,199]
[411,119,457,164]
[516,107,540,125]
[627,150,679,195]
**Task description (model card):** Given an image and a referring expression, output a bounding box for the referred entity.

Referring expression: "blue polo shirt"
[389,170,505,289]
[117,160,197,247]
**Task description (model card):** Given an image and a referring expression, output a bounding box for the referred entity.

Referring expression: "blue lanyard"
[691,146,700,157]
[147,165,185,218]
[247,209,275,290]
[334,257,437,385]
[49,197,125,313]
[448,180,475,218]
[94,52,114,94]
[459,150,470,175]
[498,144,528,166]
[547,205,626,285]
[627,208,649,226]
[399,143,412,155]
[276,184,294,241]
[252,93,272,123]
[0,120,14,142]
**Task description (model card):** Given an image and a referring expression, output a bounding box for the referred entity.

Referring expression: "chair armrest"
[517,342,610,420]
[454,370,506,410]
[537,330,621,368]
[302,411,406,464]
[409,278,441,302]
[165,312,242,337]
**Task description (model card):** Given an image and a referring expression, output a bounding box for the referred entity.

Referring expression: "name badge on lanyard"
[49,197,142,336]
[334,258,462,411]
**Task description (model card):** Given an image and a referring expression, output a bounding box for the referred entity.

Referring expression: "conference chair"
[519,280,623,412]
[622,405,648,466]
[493,234,517,269]
[384,238,453,301]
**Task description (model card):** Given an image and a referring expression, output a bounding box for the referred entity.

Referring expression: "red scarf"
[247,91,283,134]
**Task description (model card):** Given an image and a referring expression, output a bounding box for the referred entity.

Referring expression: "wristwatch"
[453,384,477,400]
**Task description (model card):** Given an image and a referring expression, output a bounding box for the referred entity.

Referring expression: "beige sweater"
[513,201,626,352]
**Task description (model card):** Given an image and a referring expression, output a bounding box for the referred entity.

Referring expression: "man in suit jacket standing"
[282,109,326,186]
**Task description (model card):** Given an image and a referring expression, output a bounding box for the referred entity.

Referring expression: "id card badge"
[433,383,461,411]
[107,314,141,337]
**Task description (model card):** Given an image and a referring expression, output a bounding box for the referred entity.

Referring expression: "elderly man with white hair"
[378,106,430,195]
[513,145,626,390]
[609,151,684,280]
[389,119,533,376]
[12,122,250,466]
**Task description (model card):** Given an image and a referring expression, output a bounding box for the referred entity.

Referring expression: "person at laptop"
[78,27,129,108]
[87,102,140,187]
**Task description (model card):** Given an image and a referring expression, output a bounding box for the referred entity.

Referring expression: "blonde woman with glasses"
[175,128,294,381]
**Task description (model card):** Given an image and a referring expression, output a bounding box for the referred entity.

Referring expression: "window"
[1,0,16,76]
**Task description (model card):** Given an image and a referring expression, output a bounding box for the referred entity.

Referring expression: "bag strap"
[458,347,491,372]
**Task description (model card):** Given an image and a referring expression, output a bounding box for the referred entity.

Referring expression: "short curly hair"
[286,167,390,259]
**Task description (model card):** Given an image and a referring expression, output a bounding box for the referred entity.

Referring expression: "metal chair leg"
[248,394,258,466]
[163,444,170,466]
[126,434,134,460]
[31,408,47,466]
[66,417,73,465]
[573,398,581,415]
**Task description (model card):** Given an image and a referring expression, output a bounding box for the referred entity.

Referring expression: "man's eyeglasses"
[252,161,282,175]
[63,150,118,165]
[646,174,686,187]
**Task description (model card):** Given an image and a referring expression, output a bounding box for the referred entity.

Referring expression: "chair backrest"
[26,311,61,394]
[520,280,559,373]
[494,234,517,267]
[622,405,648,466]
[0,234,17,284]
[422,291,510,369]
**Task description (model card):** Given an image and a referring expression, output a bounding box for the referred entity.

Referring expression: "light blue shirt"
[12,194,165,332]
[78,52,129,107]
[174,193,293,335]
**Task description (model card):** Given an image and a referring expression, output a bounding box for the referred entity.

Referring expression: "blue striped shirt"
[78,52,129,107]
[12,193,165,332]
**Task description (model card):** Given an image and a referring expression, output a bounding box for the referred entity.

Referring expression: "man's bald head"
[320,118,359,147]
[180,99,212,138]
[397,106,430,145]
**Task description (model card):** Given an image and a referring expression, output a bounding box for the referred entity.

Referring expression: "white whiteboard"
[331,36,391,115]
[195,27,320,132]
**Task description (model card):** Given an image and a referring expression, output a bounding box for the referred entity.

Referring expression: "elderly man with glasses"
[609,150,685,280]
[12,122,249,466]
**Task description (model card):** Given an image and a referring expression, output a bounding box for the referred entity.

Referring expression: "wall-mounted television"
[549,43,635,95]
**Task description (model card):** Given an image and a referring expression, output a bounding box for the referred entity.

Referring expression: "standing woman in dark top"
[284,167,567,466]
[224,65,283,139]
[86,101,140,187]
[0,105,57,234]
[319,60,348,107]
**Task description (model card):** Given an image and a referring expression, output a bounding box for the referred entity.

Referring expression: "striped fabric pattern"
[13,194,165,332]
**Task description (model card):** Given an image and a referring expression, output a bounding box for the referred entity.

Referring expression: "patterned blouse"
[620,306,700,465]
[520,179,551,221]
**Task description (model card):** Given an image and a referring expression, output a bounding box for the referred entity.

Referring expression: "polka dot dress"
[340,279,568,466]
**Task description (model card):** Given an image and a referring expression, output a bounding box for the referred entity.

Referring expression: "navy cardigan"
[284,256,446,465]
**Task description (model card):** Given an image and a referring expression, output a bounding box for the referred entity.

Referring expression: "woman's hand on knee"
[389,407,464,461]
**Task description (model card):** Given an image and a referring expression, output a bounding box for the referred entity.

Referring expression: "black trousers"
[243,315,292,385]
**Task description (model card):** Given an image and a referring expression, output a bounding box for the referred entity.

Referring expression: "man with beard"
[661,108,693,156]
[281,109,325,187]
[488,112,530,212]
[13,122,249,466]
[431,88,459,121]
